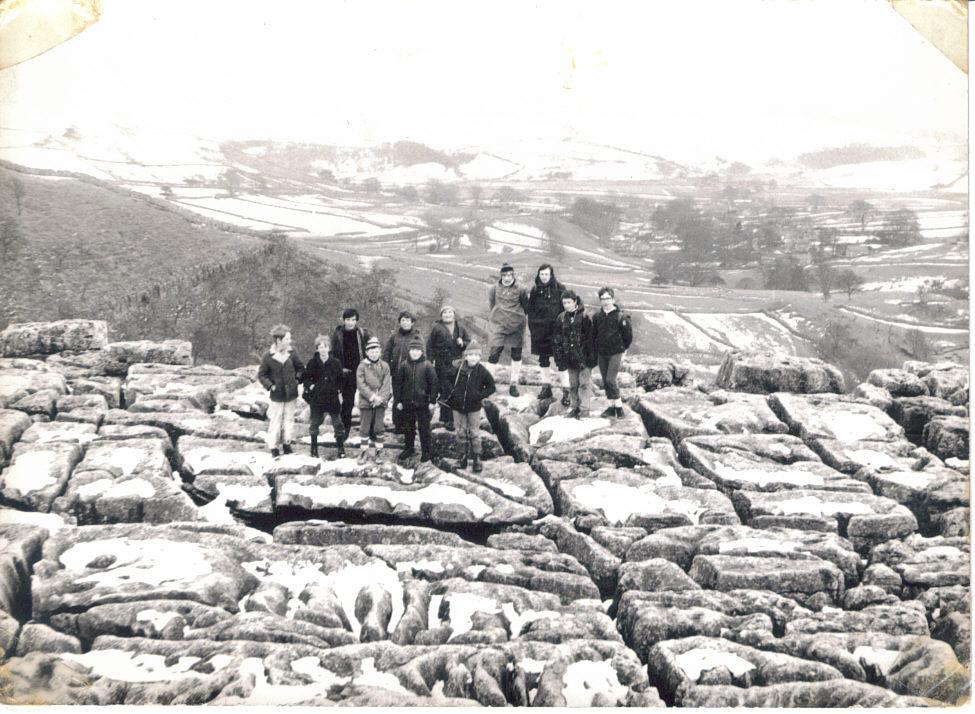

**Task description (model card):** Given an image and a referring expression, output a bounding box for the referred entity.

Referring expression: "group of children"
[256,263,633,468]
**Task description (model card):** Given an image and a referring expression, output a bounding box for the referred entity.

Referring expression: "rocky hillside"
[0,320,969,706]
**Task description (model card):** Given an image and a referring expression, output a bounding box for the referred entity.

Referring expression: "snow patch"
[2,450,60,493]
[571,480,706,525]
[75,478,155,499]
[528,415,610,446]
[771,495,876,517]
[59,538,213,586]
[713,462,825,488]
[62,650,202,683]
[484,477,526,498]
[853,646,901,676]
[674,647,756,683]
[395,559,445,574]
[279,482,493,519]
[719,537,800,554]
[561,660,628,707]
[136,608,180,633]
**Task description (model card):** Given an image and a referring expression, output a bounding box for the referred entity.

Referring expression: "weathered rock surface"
[0,441,83,512]
[0,320,108,357]
[275,460,540,525]
[731,488,918,549]
[627,524,861,586]
[647,635,844,704]
[680,433,870,493]
[867,368,929,397]
[631,387,787,443]
[716,352,845,394]
[0,325,967,707]
[556,469,738,530]
[890,395,967,440]
[770,392,905,444]
[923,415,969,461]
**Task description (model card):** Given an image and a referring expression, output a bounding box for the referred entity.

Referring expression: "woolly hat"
[499,263,514,274]
[365,336,382,350]
[464,340,481,355]
[398,310,416,322]
[407,336,424,352]
[440,305,455,317]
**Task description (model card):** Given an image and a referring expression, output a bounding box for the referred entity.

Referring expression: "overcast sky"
[0,0,966,163]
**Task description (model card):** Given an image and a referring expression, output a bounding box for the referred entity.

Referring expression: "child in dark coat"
[394,336,438,463]
[301,335,347,458]
[445,340,496,472]
[257,324,304,457]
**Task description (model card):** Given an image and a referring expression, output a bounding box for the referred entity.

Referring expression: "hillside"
[0,320,968,705]
[0,165,264,326]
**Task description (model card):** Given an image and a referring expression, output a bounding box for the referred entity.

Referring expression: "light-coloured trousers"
[567,367,592,412]
[452,410,483,455]
[266,398,297,449]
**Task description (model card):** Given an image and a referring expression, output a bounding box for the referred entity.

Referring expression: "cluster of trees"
[114,239,401,366]
[569,197,622,240]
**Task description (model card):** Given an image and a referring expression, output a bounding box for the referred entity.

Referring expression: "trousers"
[266,399,297,449]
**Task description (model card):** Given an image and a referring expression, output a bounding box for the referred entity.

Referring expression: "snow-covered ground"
[860,276,947,292]
[637,311,725,352]
[686,312,805,353]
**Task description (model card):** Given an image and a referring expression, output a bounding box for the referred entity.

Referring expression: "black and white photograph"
[0,0,970,706]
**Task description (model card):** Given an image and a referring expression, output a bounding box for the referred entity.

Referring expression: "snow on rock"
[674,646,757,682]
[561,659,629,706]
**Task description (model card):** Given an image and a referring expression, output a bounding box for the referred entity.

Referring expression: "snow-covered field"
[686,312,805,353]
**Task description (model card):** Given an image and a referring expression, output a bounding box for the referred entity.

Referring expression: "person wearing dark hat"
[383,310,422,434]
[426,304,470,431]
[526,263,571,405]
[394,335,438,463]
[257,323,304,457]
[593,286,633,419]
[356,335,392,463]
[301,334,346,458]
[444,340,495,472]
[330,308,372,435]
[487,262,529,396]
[552,289,597,418]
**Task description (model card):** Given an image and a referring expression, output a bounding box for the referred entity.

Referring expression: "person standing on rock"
[426,305,470,431]
[553,290,597,419]
[487,262,528,396]
[301,335,347,459]
[526,263,571,406]
[383,310,422,435]
[593,287,633,419]
[257,324,304,457]
[445,340,495,472]
[394,335,438,463]
[356,336,392,464]
[330,308,371,436]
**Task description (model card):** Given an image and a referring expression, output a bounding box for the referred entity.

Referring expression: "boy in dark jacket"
[445,340,496,472]
[257,324,304,457]
[593,287,633,419]
[330,308,371,435]
[394,336,438,463]
[426,305,470,430]
[384,310,421,434]
[301,335,347,458]
[526,264,570,405]
[552,290,597,419]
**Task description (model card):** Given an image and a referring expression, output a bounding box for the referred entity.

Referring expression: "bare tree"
[469,184,483,208]
[835,269,864,299]
[220,169,242,197]
[5,174,25,216]
[0,216,25,264]
[846,199,875,234]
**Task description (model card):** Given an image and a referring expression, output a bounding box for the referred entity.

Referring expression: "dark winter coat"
[300,352,344,412]
[553,308,597,371]
[329,325,371,372]
[445,361,496,414]
[592,306,634,356]
[384,326,422,378]
[257,349,304,402]
[395,353,438,406]
[426,319,470,368]
[526,270,565,355]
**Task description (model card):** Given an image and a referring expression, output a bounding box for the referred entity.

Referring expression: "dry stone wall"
[0,319,969,706]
